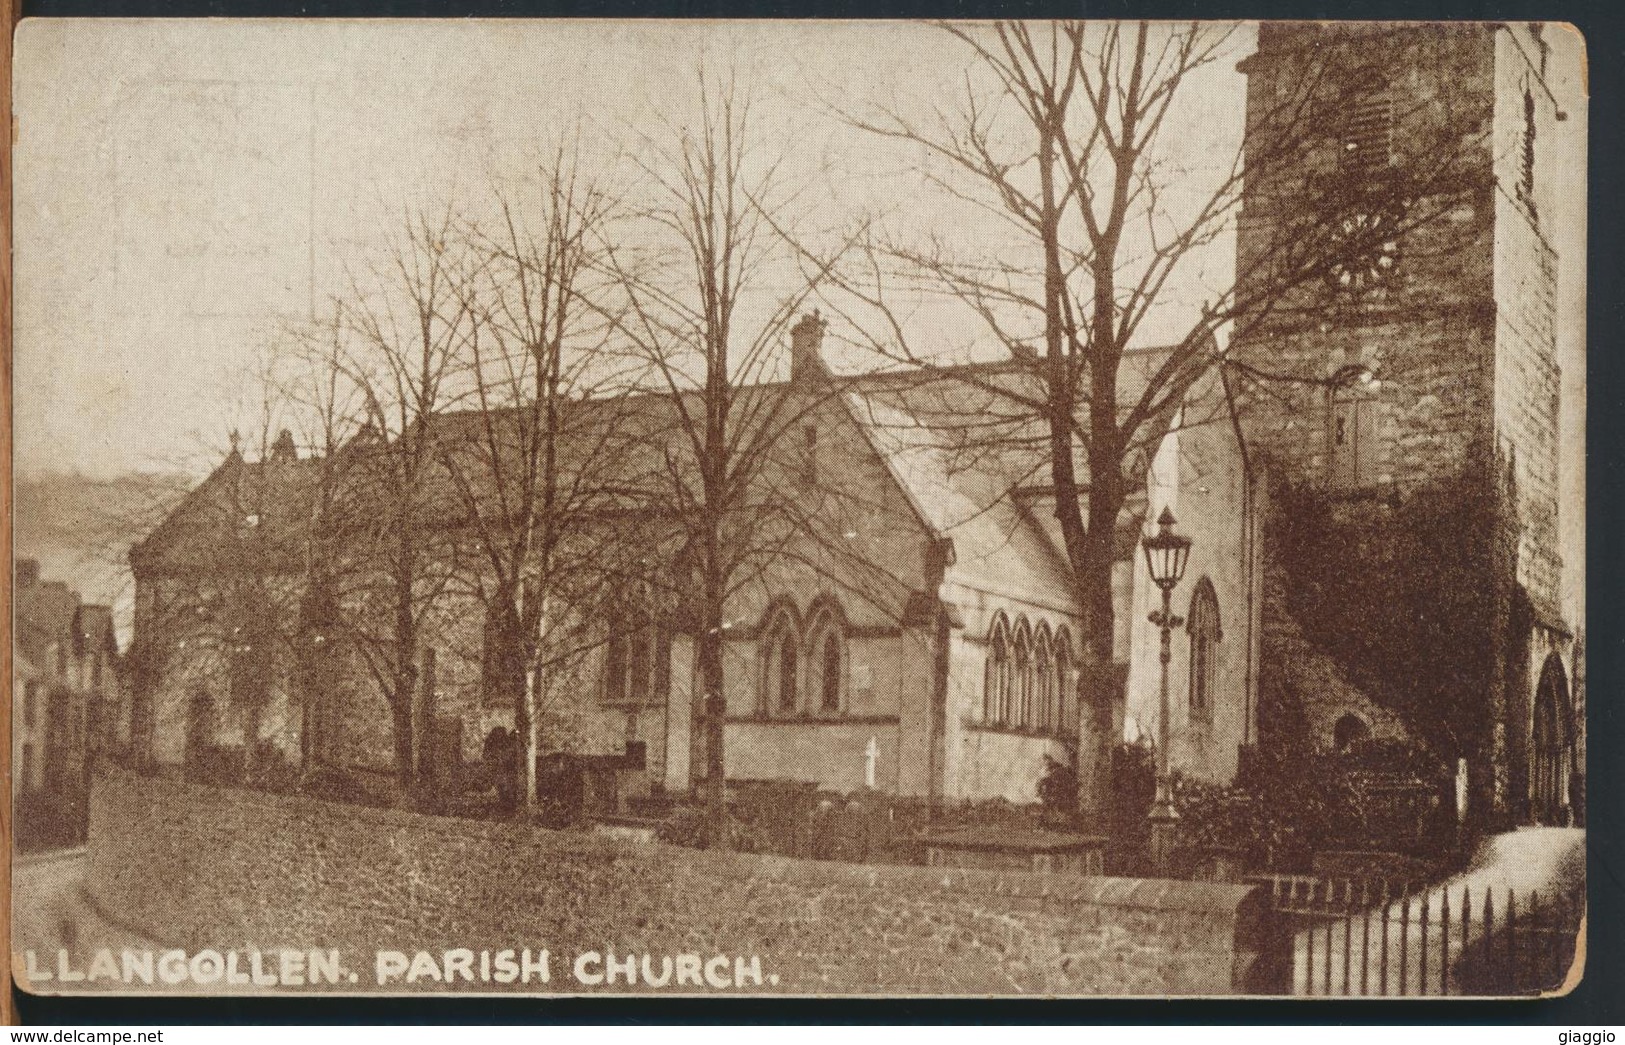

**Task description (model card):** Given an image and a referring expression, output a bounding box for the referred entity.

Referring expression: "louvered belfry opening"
[1339,82,1394,182]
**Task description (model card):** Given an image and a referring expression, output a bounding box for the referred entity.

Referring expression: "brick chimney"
[790,310,829,384]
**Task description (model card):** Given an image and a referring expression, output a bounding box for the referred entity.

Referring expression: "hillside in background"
[14,470,196,645]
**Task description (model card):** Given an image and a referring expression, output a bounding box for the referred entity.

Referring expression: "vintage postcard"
[10,19,1586,998]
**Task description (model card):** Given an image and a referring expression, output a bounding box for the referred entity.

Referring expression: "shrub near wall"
[86,771,1277,996]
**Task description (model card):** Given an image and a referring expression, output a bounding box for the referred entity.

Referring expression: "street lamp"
[1141,506,1192,875]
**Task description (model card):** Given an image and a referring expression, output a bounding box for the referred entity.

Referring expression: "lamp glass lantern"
[1141,505,1191,874]
[1141,507,1192,592]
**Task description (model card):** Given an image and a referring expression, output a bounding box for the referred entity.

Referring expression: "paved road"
[12,847,159,992]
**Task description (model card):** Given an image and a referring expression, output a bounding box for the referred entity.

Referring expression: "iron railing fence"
[1248,874,1583,996]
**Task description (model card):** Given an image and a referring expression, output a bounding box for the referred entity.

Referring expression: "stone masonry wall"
[1257,543,1411,750]
[84,770,1277,996]
[1233,24,1499,498]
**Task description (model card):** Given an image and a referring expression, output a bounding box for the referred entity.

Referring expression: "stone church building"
[125,23,1578,828]
[1230,22,1579,825]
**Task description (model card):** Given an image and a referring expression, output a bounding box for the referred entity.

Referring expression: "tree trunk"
[1074,471,1125,825]
[520,665,539,808]
[297,661,316,771]
[697,608,727,848]
[415,646,438,806]
[390,692,416,794]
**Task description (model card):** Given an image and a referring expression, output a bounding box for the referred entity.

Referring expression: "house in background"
[13,557,123,850]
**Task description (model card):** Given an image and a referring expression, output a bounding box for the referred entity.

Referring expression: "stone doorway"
[1530,654,1573,826]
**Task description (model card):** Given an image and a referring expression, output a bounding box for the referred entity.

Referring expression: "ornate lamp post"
[1141,507,1192,874]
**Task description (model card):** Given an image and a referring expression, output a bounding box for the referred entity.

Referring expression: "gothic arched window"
[819,632,842,713]
[806,601,847,716]
[1187,577,1221,724]
[1052,628,1074,733]
[759,606,800,717]
[1034,624,1054,732]
[1013,618,1034,728]
[984,614,1011,724]
[604,592,666,706]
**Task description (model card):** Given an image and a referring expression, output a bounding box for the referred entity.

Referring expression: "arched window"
[806,600,847,717]
[1187,577,1221,723]
[627,627,652,699]
[759,605,800,717]
[1532,654,1573,825]
[1052,628,1074,733]
[819,632,842,713]
[604,595,665,706]
[1329,365,1380,490]
[984,614,1010,723]
[1012,618,1034,729]
[1333,712,1371,753]
[604,628,626,702]
[1034,624,1054,732]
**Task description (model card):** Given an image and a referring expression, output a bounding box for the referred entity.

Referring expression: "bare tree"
[328,203,483,798]
[273,309,374,775]
[597,70,886,845]
[826,21,1479,817]
[438,145,633,808]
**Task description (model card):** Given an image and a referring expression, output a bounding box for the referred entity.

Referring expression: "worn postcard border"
[3,4,1612,1027]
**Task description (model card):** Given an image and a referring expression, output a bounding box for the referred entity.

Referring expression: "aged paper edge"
[4,1,18,1030]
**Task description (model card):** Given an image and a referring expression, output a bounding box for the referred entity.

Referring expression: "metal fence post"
[1507,889,1518,990]
[1379,881,1391,996]
[1324,880,1335,995]
[1420,883,1430,994]
[1399,887,1411,996]
[1440,882,1451,995]
[1530,891,1544,990]
[1360,880,1372,996]
[1342,880,1354,996]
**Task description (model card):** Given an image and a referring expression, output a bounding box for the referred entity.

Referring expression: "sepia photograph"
[10,18,1588,999]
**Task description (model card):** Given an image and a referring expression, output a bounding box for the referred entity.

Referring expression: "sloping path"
[12,846,169,993]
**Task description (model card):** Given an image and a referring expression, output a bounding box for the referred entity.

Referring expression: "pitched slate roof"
[130,450,323,576]
[835,345,1209,617]
[15,573,121,663]
[842,387,1079,612]
[135,333,1228,632]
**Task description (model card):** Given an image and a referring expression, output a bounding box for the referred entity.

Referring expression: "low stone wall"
[85,770,1278,995]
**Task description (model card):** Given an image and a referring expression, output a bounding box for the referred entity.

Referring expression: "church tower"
[1230,23,1575,826]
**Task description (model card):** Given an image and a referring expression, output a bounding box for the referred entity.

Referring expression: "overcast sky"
[12,19,1586,619]
[13,20,1253,475]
